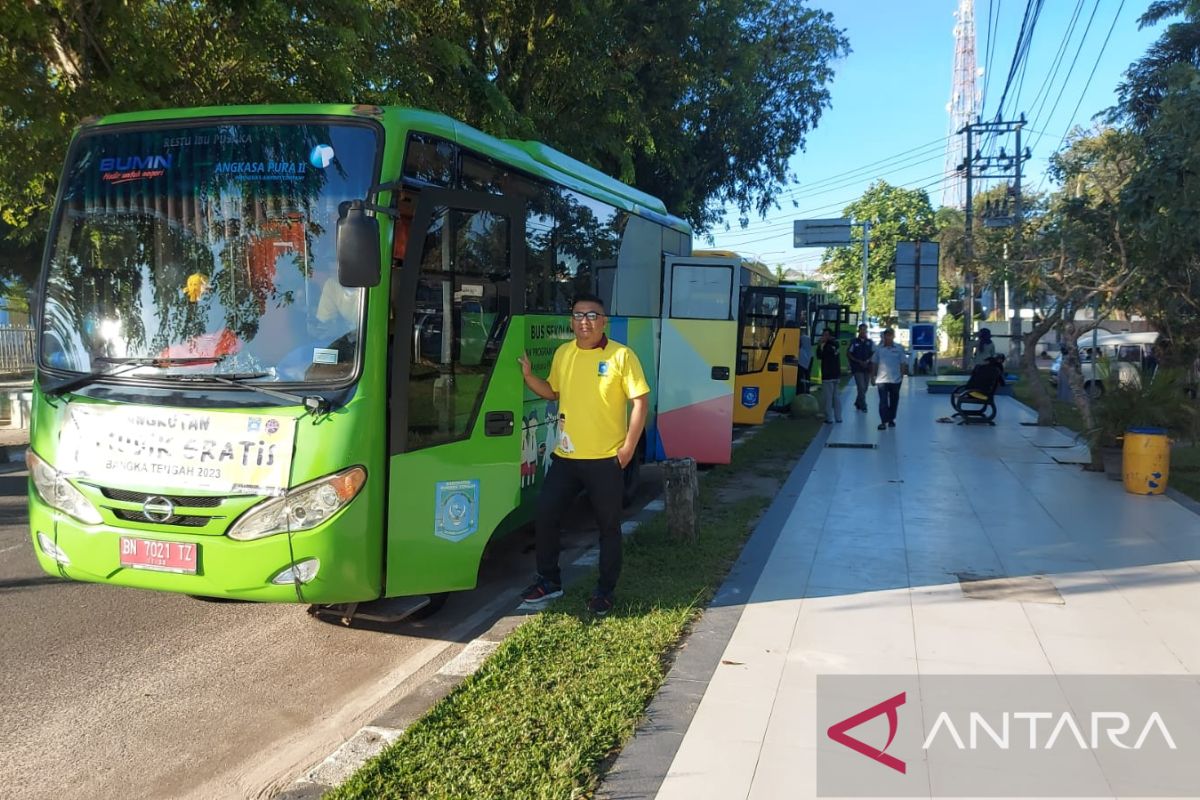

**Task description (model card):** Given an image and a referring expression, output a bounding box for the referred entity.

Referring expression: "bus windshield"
[39,120,378,385]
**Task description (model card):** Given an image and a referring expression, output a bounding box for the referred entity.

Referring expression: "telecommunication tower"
[943,0,980,209]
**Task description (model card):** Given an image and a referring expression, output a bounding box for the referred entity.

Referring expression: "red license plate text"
[119,538,198,574]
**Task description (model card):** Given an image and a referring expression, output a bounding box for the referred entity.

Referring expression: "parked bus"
[777,280,828,403]
[27,104,741,620]
[693,251,790,424]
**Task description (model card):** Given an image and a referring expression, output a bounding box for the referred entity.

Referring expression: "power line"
[982,0,1002,106]
[1038,0,1128,190]
[771,135,951,201]
[992,0,1047,122]
[1025,0,1090,128]
[773,150,947,207]
[714,145,951,237]
[1029,0,1105,152]
[714,170,954,248]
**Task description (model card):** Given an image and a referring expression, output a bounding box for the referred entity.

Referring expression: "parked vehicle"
[1049,331,1158,397]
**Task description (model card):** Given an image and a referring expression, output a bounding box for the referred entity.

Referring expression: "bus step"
[308,595,431,626]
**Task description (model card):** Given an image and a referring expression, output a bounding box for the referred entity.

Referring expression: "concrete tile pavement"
[600,377,1200,800]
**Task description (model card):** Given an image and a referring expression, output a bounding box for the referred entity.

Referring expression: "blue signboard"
[911,323,936,351]
[741,386,760,408]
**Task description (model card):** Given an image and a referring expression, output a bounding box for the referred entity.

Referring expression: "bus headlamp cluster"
[228,466,366,541]
[26,450,103,525]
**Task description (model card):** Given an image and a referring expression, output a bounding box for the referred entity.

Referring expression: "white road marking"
[438,640,501,677]
[261,589,534,799]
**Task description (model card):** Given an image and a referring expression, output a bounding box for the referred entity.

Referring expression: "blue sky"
[705,0,1162,275]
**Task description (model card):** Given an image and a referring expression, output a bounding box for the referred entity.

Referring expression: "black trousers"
[535,454,624,593]
[878,382,901,424]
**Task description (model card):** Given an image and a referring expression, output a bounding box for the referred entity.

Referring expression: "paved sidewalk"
[601,376,1200,799]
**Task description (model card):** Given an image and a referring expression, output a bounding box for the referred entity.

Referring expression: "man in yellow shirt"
[518,294,650,615]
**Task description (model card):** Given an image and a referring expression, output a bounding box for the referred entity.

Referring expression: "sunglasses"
[570,311,603,321]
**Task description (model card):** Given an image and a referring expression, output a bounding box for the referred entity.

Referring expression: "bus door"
[658,256,738,464]
[386,188,525,596]
[734,286,785,425]
[774,289,802,409]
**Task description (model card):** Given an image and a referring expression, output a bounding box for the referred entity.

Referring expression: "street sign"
[895,287,938,312]
[793,218,853,247]
[895,263,938,289]
[911,323,936,351]
[893,241,939,312]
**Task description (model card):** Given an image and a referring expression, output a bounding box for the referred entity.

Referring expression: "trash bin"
[1123,427,1170,495]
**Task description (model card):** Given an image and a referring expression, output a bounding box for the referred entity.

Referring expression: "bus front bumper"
[28,496,380,604]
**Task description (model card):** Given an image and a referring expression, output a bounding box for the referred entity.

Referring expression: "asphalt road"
[0,466,661,800]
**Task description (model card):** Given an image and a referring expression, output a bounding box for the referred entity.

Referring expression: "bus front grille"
[99,487,225,507]
[111,509,212,527]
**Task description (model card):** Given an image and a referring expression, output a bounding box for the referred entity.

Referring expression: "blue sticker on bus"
[434,480,480,542]
[741,386,759,408]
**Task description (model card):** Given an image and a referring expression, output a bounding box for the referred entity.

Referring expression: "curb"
[274,457,684,799]
[0,443,27,473]
[595,418,832,799]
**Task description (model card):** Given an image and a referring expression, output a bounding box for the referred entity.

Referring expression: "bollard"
[663,457,699,542]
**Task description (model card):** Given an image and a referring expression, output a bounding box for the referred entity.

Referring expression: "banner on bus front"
[57,404,297,496]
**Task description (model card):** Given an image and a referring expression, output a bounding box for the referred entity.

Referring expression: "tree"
[818,181,937,322]
[1016,128,1143,442]
[1110,0,1200,131]
[0,0,849,291]
[1118,39,1200,364]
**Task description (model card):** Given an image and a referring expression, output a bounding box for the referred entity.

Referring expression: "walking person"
[848,323,874,412]
[871,327,907,431]
[517,293,650,616]
[818,328,842,424]
[797,328,813,394]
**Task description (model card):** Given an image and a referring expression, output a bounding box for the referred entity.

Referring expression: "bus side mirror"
[336,201,381,288]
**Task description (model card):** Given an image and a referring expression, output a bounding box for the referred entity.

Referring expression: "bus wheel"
[622,454,642,508]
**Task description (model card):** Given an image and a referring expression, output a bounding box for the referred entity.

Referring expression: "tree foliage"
[818,180,937,322]
[1110,0,1200,131]
[0,0,849,288]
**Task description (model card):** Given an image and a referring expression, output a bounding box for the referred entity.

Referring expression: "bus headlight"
[37,532,71,565]
[227,466,366,541]
[26,450,103,525]
[271,558,320,585]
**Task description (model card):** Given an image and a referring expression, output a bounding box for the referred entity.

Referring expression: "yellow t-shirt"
[548,337,650,459]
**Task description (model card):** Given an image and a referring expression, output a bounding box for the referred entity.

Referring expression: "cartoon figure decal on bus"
[542,401,560,476]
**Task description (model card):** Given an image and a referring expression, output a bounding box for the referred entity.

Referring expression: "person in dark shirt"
[818,328,842,423]
[964,354,1006,397]
[847,323,874,412]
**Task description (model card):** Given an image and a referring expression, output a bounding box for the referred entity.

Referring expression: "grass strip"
[1010,372,1200,502]
[326,414,822,800]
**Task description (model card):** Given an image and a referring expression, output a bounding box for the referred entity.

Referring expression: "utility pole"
[962,123,974,370]
[956,114,1031,370]
[860,221,870,323]
[1011,119,1024,362]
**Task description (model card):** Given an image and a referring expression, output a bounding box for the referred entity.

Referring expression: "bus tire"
[622,454,642,508]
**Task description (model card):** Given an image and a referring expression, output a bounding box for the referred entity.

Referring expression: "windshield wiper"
[43,356,226,397]
[182,372,330,416]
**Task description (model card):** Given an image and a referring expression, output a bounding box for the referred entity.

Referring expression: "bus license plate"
[119,538,198,574]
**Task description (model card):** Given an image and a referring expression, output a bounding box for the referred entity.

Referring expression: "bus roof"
[82,104,692,236]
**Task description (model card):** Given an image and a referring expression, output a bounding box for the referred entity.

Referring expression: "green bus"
[28,104,742,619]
